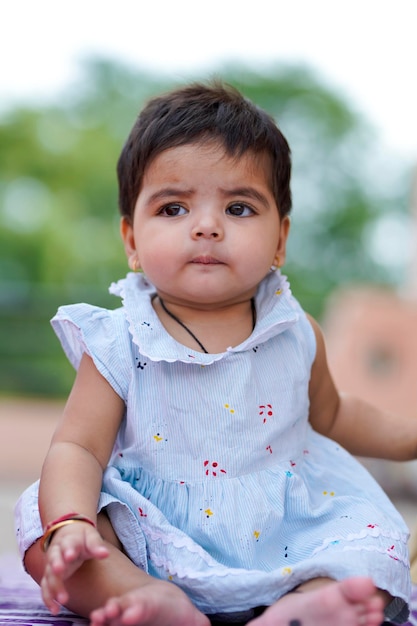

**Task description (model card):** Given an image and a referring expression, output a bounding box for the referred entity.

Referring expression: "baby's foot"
[247,577,385,626]
[89,580,210,626]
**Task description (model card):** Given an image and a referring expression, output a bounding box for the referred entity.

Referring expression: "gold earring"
[130,256,140,272]
[271,255,281,271]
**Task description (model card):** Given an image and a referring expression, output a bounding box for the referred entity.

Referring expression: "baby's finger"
[85,532,110,560]
[47,542,71,573]
[41,564,68,615]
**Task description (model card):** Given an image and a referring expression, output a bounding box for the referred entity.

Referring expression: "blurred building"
[322,169,417,497]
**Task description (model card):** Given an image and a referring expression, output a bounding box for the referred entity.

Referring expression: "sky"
[1,0,417,165]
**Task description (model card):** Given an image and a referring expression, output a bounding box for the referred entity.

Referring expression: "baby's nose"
[191,214,223,239]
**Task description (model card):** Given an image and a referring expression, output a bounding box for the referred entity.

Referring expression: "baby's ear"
[120,216,136,255]
[120,217,141,270]
[276,216,290,265]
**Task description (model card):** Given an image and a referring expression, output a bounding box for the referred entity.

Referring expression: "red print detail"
[387,545,399,561]
[204,460,226,476]
[266,445,273,454]
[259,404,273,423]
[138,507,147,517]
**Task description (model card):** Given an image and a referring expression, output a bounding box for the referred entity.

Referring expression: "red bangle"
[43,513,81,533]
[41,513,96,551]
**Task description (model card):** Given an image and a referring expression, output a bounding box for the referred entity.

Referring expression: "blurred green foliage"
[0,59,411,397]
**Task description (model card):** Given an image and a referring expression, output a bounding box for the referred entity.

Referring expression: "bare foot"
[89,579,210,626]
[246,577,385,626]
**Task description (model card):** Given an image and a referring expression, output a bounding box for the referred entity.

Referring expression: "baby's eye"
[226,203,255,217]
[159,203,188,217]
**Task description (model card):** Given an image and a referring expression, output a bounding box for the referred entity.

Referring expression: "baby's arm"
[307,315,417,461]
[38,353,125,612]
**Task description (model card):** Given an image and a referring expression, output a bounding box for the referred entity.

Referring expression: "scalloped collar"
[109,270,299,365]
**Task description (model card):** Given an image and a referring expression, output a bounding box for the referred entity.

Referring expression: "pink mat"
[1,553,416,625]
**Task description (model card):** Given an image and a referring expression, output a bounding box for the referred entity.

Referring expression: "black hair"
[117,81,292,220]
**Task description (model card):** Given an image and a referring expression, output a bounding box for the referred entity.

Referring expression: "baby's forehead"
[146,139,273,173]
[145,142,273,179]
[151,138,228,162]
[136,142,276,212]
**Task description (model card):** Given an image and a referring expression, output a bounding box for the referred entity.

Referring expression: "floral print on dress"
[204,460,227,476]
[259,404,273,423]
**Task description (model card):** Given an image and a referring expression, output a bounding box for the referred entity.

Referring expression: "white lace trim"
[109,270,298,365]
[311,525,409,565]
[140,522,410,578]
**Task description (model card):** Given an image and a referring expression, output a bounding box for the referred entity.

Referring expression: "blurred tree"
[0,59,412,396]
[230,66,412,307]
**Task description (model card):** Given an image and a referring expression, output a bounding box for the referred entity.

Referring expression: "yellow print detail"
[224,403,235,414]
[282,567,292,575]
[322,490,335,496]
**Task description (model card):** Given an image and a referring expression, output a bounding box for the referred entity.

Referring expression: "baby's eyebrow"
[220,186,270,207]
[144,186,270,207]
[146,188,194,204]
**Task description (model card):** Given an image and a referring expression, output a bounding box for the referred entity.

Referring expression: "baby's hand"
[41,521,109,614]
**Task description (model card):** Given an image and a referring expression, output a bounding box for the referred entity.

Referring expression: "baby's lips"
[191,256,223,264]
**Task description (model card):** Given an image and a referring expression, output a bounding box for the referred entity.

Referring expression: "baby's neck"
[153,297,256,354]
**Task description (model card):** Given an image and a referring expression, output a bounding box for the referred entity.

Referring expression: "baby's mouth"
[191,256,223,265]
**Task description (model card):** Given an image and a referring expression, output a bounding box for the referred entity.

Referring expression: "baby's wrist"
[40,513,96,551]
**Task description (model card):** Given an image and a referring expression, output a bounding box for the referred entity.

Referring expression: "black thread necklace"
[158,297,256,354]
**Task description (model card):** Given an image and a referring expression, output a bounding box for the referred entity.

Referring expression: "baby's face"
[121,140,290,309]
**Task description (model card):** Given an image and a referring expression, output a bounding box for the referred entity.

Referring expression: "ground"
[0,397,61,555]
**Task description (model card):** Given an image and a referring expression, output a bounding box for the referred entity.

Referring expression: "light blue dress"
[15,270,411,617]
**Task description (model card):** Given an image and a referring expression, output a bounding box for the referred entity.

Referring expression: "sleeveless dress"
[15,270,411,618]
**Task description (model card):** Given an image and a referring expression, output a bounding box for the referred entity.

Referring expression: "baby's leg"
[247,577,385,626]
[25,512,209,626]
